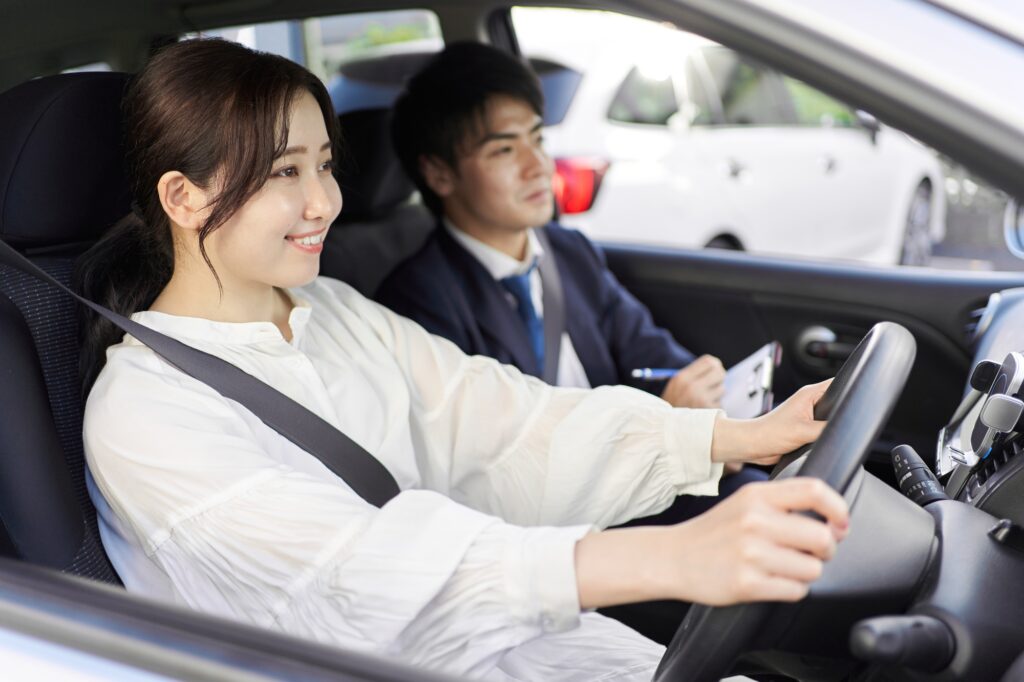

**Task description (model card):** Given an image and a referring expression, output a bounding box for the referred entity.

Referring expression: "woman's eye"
[273,166,298,178]
[319,159,335,173]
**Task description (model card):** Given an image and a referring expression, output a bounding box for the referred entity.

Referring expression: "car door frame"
[0,557,457,681]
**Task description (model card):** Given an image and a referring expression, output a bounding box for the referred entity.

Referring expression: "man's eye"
[491,146,513,157]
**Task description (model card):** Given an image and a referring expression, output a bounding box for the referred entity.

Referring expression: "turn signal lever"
[892,445,949,506]
[850,615,955,672]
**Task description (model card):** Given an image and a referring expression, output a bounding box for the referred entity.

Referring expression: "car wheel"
[899,182,933,266]
[704,235,743,251]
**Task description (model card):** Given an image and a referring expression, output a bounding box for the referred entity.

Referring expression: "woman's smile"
[285,227,328,254]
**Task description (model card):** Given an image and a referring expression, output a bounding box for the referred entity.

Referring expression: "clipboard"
[721,341,781,419]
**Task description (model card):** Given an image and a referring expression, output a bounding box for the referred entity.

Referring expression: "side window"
[781,76,858,127]
[510,5,1011,273]
[700,47,793,126]
[192,10,443,113]
[683,54,720,126]
[607,66,678,126]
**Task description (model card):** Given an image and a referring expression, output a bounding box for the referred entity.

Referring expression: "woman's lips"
[284,228,327,254]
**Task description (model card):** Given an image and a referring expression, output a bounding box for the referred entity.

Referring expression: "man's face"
[425,95,554,236]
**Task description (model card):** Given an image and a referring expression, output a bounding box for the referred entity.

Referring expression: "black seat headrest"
[335,107,416,223]
[0,72,131,248]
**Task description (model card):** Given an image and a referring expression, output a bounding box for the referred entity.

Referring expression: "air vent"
[966,292,1002,345]
[965,307,985,340]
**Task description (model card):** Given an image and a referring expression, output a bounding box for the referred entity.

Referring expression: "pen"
[630,368,677,380]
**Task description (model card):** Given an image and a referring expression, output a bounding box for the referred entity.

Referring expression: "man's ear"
[157,171,211,232]
[419,155,457,198]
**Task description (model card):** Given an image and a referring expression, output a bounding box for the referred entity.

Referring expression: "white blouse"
[83,277,724,681]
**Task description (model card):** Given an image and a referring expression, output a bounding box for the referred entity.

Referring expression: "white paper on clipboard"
[721,341,781,419]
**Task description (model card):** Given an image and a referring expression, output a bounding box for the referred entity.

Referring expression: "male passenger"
[374,40,767,645]
[376,41,727,410]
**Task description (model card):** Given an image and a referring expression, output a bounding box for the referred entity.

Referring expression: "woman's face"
[203,91,342,294]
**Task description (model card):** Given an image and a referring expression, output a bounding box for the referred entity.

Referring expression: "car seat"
[0,72,132,584]
[0,75,441,585]
[322,106,434,297]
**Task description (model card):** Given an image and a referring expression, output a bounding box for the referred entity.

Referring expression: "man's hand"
[661,354,726,408]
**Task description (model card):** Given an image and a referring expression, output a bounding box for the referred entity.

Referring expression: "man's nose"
[523,144,552,177]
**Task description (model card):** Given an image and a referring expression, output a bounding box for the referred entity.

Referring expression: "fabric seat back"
[0,72,133,584]
[322,107,433,297]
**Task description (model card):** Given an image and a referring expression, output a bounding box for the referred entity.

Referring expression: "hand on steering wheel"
[662,477,848,606]
[711,380,832,467]
[655,322,916,682]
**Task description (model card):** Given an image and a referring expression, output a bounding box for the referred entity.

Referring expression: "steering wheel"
[654,321,917,682]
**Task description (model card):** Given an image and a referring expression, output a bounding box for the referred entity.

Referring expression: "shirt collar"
[444,219,544,281]
[129,288,314,346]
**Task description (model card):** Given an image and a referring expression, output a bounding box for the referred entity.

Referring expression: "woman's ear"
[419,155,456,198]
[157,171,210,232]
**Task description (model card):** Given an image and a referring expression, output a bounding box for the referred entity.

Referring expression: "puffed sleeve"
[84,348,593,678]
[324,279,724,529]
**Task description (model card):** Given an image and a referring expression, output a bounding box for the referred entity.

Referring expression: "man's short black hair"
[392,41,545,217]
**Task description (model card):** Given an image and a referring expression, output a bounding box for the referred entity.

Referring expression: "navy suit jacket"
[374,222,696,391]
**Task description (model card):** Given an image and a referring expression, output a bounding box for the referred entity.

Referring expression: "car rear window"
[189,9,444,115]
[530,58,583,126]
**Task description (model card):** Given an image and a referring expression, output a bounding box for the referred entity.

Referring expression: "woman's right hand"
[662,477,849,605]
[575,477,849,609]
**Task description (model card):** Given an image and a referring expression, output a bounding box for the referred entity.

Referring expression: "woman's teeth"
[290,233,325,246]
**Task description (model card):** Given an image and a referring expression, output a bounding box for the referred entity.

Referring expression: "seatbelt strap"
[535,228,565,386]
[0,240,400,507]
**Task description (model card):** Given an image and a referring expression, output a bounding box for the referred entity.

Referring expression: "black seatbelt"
[535,228,565,386]
[0,240,400,508]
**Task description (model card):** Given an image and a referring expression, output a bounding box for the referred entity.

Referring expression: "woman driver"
[78,38,848,680]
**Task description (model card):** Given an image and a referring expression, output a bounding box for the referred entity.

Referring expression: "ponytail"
[74,210,173,395]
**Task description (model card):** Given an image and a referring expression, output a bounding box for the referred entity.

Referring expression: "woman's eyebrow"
[281,142,333,156]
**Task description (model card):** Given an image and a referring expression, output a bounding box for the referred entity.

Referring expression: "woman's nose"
[305,174,340,222]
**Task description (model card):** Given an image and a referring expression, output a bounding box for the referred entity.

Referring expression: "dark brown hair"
[75,38,341,392]
[392,42,544,217]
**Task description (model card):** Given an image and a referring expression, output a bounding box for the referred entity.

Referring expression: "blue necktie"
[500,263,544,373]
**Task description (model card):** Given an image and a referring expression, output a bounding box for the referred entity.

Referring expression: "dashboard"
[937,287,1024,523]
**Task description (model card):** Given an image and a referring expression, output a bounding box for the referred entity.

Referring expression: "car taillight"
[552,157,610,214]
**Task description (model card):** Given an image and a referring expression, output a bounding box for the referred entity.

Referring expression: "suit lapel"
[436,229,542,375]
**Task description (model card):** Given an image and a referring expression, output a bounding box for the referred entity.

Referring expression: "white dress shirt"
[445,221,592,389]
[83,277,723,680]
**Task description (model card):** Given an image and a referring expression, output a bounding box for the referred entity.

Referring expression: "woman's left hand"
[711,379,832,465]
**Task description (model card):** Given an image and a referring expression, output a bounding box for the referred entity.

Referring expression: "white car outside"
[514,8,947,266]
